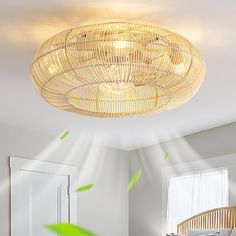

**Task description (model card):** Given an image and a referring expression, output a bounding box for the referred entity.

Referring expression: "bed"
[177,206,236,236]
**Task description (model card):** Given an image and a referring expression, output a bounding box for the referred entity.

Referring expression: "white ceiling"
[0,0,235,151]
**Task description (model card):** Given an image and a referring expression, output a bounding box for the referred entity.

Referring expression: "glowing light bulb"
[99,82,135,93]
[48,64,59,74]
[114,40,132,49]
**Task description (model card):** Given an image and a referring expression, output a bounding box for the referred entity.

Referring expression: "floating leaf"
[60,131,69,140]
[46,223,96,236]
[164,152,169,160]
[128,169,142,191]
[75,184,94,192]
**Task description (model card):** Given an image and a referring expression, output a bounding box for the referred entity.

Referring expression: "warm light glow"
[114,40,132,49]
[30,22,205,117]
[48,64,59,74]
[99,82,135,93]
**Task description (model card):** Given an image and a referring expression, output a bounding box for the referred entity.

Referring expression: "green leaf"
[164,152,168,160]
[45,223,96,236]
[128,169,142,191]
[75,184,94,192]
[60,131,69,140]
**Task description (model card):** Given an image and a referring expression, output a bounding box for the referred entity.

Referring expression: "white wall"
[2,121,236,236]
[129,122,236,236]
[0,123,129,236]
[129,149,163,236]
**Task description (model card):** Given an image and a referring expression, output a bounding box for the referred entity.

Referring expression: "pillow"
[231,228,236,236]
[166,233,182,236]
[188,229,232,236]
[199,232,220,236]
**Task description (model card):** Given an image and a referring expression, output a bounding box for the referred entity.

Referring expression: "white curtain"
[166,168,229,233]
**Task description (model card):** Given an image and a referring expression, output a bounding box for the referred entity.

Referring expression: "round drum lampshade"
[30,22,205,117]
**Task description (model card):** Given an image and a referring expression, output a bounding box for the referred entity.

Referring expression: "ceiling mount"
[30,22,205,117]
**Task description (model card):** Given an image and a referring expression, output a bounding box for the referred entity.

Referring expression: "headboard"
[177,206,236,236]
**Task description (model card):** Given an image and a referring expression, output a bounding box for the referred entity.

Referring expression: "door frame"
[10,156,78,235]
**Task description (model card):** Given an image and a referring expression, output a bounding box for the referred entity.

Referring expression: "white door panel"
[20,171,69,236]
[10,157,77,236]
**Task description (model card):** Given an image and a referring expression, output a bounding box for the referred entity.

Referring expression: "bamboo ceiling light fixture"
[30,22,205,117]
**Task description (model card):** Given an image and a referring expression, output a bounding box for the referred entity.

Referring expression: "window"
[166,168,229,233]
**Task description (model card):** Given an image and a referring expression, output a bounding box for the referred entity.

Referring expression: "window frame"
[161,154,236,236]
[165,168,229,233]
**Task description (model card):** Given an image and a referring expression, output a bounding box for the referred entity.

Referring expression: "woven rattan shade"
[30,22,205,117]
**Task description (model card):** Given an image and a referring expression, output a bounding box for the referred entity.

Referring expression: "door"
[10,157,77,236]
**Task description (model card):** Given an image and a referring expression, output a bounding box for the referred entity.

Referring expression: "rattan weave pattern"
[30,22,205,117]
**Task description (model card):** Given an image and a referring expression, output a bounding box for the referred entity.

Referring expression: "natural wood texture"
[30,22,205,117]
[177,206,236,236]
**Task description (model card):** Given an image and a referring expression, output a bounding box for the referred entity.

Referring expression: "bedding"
[198,232,219,236]
[187,229,232,236]
[166,233,182,236]
[231,228,236,236]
